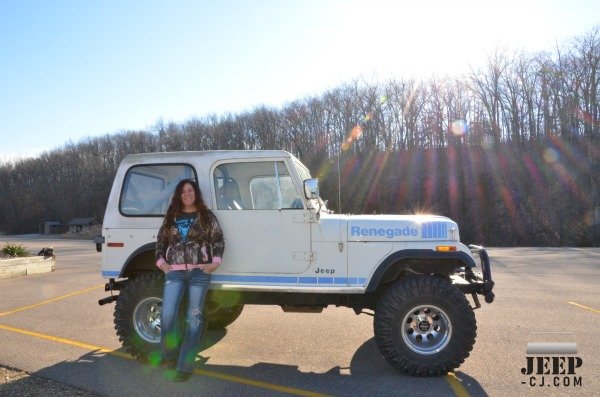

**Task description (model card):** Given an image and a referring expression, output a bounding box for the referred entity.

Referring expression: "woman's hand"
[159,262,171,273]
[156,258,170,273]
[200,262,219,274]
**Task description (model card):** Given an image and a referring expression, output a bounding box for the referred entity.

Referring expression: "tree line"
[1,27,598,246]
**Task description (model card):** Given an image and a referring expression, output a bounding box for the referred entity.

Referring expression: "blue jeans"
[161,269,210,374]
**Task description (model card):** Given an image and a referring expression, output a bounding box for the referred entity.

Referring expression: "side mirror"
[303,178,320,199]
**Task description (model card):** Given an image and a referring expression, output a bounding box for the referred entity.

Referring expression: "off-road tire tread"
[114,272,164,361]
[374,275,476,376]
[207,304,244,330]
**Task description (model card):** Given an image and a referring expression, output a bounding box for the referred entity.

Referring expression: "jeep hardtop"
[96,149,494,376]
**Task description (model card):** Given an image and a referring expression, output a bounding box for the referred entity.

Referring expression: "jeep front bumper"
[452,245,495,305]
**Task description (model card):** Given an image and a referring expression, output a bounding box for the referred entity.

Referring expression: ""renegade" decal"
[350,226,418,239]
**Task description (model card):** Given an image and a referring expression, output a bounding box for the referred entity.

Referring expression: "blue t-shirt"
[175,212,197,242]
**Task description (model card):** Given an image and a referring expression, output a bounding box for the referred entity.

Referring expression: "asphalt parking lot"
[0,236,598,396]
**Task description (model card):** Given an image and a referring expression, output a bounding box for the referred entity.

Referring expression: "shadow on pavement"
[4,335,489,397]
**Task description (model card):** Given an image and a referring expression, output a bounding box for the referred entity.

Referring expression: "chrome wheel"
[133,297,162,344]
[401,305,451,355]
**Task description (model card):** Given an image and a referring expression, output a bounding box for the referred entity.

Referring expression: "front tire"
[374,275,476,376]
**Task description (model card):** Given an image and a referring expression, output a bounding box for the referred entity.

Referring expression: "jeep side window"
[214,161,302,210]
[120,164,195,216]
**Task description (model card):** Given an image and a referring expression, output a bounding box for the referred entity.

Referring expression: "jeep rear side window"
[120,164,195,216]
[214,161,302,210]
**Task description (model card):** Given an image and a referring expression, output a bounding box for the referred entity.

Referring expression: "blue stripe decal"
[211,274,367,286]
[299,277,318,284]
[421,221,448,239]
[101,272,367,286]
[211,275,298,284]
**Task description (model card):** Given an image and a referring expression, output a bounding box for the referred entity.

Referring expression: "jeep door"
[211,160,311,274]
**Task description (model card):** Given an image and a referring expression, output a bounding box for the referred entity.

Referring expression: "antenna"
[337,148,342,214]
[337,146,343,246]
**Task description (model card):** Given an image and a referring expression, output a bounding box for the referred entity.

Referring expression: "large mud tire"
[114,273,239,361]
[374,275,476,376]
[114,272,165,362]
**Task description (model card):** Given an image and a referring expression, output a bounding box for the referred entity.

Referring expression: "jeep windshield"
[294,159,330,213]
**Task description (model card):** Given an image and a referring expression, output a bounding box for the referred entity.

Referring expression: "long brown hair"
[164,179,213,236]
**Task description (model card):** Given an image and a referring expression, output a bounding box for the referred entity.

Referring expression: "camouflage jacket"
[155,210,224,265]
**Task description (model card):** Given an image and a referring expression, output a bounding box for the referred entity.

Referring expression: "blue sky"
[1,0,599,161]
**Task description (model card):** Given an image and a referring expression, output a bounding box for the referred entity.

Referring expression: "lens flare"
[148,351,162,367]
[341,124,363,152]
[350,124,363,140]
[447,147,458,217]
[450,120,467,137]
[165,332,180,349]
[522,153,545,191]
[543,147,559,164]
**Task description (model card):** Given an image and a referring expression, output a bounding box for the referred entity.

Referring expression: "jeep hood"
[318,214,459,242]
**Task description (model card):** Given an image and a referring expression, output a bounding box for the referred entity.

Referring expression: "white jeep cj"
[96,150,494,376]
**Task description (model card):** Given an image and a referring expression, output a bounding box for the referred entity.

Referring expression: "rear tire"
[205,290,244,330]
[206,303,244,330]
[374,275,476,376]
[114,273,239,361]
[114,272,165,362]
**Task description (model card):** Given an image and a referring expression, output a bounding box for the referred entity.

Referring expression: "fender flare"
[365,249,476,293]
[120,242,157,278]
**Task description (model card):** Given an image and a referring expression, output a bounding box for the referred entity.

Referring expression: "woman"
[155,178,224,382]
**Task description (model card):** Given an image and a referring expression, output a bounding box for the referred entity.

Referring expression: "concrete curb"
[0,256,56,279]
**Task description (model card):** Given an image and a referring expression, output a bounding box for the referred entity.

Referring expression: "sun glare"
[331,0,547,79]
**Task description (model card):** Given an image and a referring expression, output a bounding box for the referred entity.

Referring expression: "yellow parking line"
[446,372,471,397]
[0,323,329,397]
[0,323,126,357]
[568,301,600,314]
[194,368,329,396]
[0,284,105,317]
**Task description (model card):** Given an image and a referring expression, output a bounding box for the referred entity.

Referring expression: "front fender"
[365,249,476,293]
